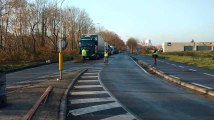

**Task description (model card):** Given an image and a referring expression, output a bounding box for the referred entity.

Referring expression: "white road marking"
[191,82,213,90]
[70,97,115,104]
[74,85,102,88]
[101,113,136,120]
[169,75,180,79]
[189,69,197,72]
[171,64,176,66]
[71,91,108,95]
[81,76,98,78]
[179,66,185,68]
[84,73,98,75]
[131,59,150,76]
[78,80,98,83]
[69,102,121,116]
[204,73,214,77]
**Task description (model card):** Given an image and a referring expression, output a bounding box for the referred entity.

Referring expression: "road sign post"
[57,39,66,80]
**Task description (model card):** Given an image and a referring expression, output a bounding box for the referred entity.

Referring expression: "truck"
[110,45,119,55]
[79,34,108,59]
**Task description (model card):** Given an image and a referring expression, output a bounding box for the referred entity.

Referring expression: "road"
[5,53,214,120]
[6,60,101,85]
[100,53,214,120]
[132,55,214,90]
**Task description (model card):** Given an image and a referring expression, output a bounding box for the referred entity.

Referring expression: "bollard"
[0,71,6,108]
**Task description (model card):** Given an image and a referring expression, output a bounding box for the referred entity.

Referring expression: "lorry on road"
[109,45,119,55]
[79,34,109,59]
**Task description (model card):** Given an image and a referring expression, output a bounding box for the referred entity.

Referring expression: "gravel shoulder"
[0,70,81,120]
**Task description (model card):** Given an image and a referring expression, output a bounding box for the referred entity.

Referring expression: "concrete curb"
[135,58,214,97]
[59,68,88,120]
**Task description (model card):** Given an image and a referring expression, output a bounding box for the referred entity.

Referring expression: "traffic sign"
[57,39,66,49]
[57,39,66,51]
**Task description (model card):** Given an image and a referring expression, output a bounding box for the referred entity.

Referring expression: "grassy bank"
[158,51,214,70]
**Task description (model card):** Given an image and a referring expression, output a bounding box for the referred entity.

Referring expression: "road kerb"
[136,59,214,97]
[180,81,208,94]
[59,68,88,120]
[208,90,214,96]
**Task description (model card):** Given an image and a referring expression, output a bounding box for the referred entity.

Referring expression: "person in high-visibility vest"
[82,48,87,63]
[104,50,109,63]
[152,49,158,65]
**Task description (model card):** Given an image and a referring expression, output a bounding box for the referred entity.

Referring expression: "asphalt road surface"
[6,61,80,85]
[132,55,214,90]
[6,60,101,85]
[100,53,214,120]
[5,53,214,120]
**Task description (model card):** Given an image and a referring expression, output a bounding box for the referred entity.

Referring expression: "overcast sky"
[63,0,214,45]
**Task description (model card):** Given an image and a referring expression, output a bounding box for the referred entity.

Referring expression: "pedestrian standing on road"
[152,49,158,65]
[82,48,87,63]
[104,50,109,63]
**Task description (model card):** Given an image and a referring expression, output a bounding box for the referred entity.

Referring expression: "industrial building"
[162,42,214,52]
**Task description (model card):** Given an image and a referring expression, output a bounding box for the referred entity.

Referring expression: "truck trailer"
[79,34,108,59]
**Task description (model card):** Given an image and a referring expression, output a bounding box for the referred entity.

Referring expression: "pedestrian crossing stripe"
[78,80,99,83]
[69,102,121,116]
[70,97,115,104]
[71,91,108,95]
[100,113,136,120]
[74,85,102,88]
[68,70,137,120]
[81,76,98,78]
[83,73,98,75]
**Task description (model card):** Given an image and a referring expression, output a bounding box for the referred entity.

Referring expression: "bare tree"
[127,37,138,53]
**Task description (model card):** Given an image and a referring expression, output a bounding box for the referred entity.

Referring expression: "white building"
[162,42,214,52]
[145,39,152,46]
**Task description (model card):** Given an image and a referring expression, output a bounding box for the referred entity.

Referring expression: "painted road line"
[71,91,108,95]
[179,66,185,68]
[191,82,213,90]
[204,73,214,77]
[132,59,150,76]
[78,80,99,83]
[70,97,115,104]
[81,76,98,78]
[101,113,136,120]
[171,64,176,66]
[169,75,180,79]
[84,73,98,75]
[69,102,121,116]
[189,69,197,72]
[74,85,102,88]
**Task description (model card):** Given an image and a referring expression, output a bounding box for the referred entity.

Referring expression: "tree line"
[0,0,126,63]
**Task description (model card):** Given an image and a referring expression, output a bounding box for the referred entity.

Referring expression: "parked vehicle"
[110,45,119,55]
[79,34,108,59]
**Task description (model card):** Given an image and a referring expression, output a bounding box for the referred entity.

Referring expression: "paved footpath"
[67,67,137,120]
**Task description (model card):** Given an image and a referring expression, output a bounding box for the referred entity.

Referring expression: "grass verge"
[158,51,214,70]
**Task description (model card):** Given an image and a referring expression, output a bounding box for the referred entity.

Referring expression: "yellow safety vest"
[104,51,108,57]
[82,49,87,56]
